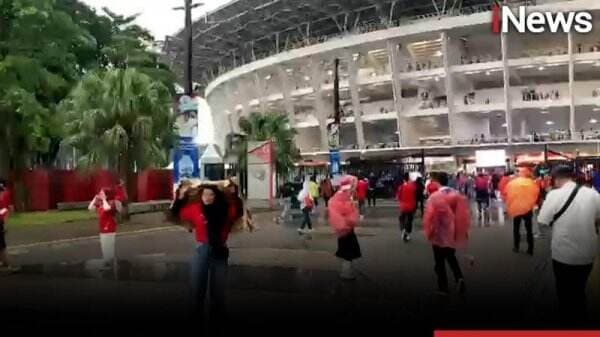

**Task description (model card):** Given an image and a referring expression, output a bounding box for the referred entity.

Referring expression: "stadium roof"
[163,0,494,88]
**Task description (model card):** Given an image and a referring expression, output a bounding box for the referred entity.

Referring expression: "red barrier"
[9,169,172,211]
[137,170,173,202]
[22,170,50,211]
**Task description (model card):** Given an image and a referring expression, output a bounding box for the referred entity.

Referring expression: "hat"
[339,176,354,191]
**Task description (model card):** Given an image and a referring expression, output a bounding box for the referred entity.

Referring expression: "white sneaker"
[405,234,411,242]
[306,228,314,233]
[360,215,365,221]
[297,228,305,234]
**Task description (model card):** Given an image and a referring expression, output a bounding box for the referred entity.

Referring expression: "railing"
[208,3,496,81]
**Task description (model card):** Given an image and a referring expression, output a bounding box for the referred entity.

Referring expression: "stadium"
[164,0,600,174]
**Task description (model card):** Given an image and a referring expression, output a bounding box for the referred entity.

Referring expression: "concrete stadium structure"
[164,0,600,165]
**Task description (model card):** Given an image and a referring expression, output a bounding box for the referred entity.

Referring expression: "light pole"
[173,1,204,96]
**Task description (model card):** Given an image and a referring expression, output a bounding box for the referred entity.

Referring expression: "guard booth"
[200,144,224,181]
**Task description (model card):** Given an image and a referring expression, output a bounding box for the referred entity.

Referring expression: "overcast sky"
[81,0,233,40]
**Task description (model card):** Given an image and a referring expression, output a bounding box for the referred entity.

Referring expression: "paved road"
[1,200,599,335]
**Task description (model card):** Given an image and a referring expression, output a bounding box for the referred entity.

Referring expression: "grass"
[7,210,96,226]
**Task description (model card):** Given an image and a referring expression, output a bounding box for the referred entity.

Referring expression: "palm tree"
[238,112,299,176]
[62,68,176,192]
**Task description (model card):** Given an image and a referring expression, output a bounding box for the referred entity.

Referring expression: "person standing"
[538,165,600,325]
[396,173,417,242]
[277,181,295,223]
[172,184,233,330]
[368,172,378,207]
[297,181,314,233]
[356,177,369,221]
[506,168,539,255]
[0,180,18,272]
[423,172,470,295]
[115,179,129,222]
[329,176,361,279]
[415,176,426,215]
[88,187,121,266]
[474,172,490,214]
[320,176,334,207]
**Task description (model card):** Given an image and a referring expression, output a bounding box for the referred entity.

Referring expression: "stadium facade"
[164,0,600,168]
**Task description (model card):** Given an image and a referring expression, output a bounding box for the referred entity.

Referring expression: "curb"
[8,226,182,251]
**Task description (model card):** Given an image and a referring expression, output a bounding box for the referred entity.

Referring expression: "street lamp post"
[173,1,204,95]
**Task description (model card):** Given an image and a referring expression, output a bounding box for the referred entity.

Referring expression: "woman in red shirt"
[171,183,234,325]
[88,187,120,266]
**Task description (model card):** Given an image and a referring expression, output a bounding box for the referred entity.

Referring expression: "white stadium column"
[501,29,512,143]
[254,72,268,115]
[277,66,295,120]
[310,58,329,151]
[441,31,456,144]
[568,31,576,140]
[386,39,404,146]
[346,51,366,149]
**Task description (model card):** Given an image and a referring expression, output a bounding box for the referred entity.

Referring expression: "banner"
[329,150,341,177]
[247,140,275,208]
[173,137,200,184]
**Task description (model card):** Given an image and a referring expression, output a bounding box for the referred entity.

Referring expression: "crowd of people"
[0,163,598,330]
[278,165,600,323]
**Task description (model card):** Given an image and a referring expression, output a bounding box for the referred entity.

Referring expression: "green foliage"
[238,112,300,174]
[62,68,175,176]
[0,0,177,174]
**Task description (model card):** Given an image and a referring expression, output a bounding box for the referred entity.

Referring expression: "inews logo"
[492,4,593,34]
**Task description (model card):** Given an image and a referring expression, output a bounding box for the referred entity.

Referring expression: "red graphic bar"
[492,4,501,34]
[436,331,600,337]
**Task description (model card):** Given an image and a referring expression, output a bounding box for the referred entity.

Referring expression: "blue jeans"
[191,243,228,320]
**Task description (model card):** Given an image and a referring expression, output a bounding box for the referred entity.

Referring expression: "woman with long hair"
[88,187,121,266]
[329,176,361,279]
[171,182,233,328]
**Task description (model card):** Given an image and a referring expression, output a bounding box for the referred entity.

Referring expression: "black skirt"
[336,230,362,261]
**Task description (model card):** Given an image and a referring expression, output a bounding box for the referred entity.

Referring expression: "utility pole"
[173,1,204,95]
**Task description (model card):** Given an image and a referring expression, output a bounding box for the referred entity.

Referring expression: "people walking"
[308,176,320,211]
[320,176,334,207]
[426,173,441,197]
[474,172,490,214]
[423,172,470,296]
[297,181,314,233]
[537,165,600,325]
[368,172,378,207]
[506,167,539,255]
[277,181,295,223]
[396,173,417,242]
[356,176,369,220]
[88,187,121,267]
[329,176,361,280]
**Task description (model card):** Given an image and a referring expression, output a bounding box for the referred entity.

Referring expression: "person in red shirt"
[114,179,129,222]
[0,180,18,272]
[396,172,417,242]
[88,187,120,266]
[426,175,441,197]
[474,172,490,214]
[356,177,369,220]
[171,183,232,327]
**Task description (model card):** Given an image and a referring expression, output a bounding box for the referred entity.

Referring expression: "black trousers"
[553,259,593,325]
[513,211,533,252]
[399,211,415,234]
[416,198,424,215]
[433,245,464,292]
[300,208,312,229]
[368,190,376,207]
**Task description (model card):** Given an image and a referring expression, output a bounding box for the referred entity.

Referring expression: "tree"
[0,0,98,174]
[62,68,176,191]
[238,112,300,175]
